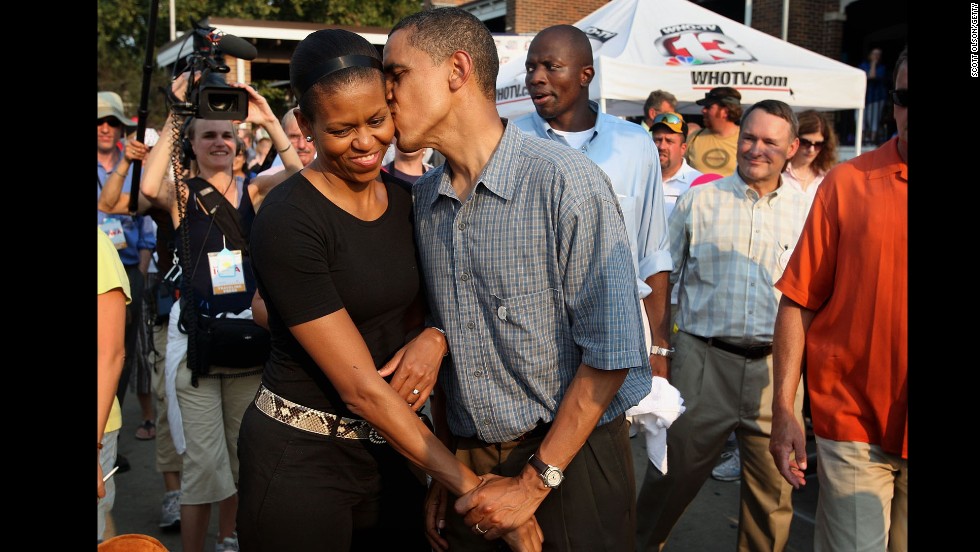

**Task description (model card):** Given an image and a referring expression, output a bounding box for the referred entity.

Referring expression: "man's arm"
[98,140,152,215]
[643,271,671,379]
[636,138,673,378]
[769,294,815,489]
[455,363,627,539]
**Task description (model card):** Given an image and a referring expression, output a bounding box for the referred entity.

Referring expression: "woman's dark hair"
[796,110,838,174]
[289,29,384,121]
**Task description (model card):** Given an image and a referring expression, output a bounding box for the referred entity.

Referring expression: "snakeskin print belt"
[254,384,387,444]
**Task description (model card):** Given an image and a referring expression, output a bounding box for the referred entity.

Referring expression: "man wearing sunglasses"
[770,46,907,552]
[97,90,158,539]
[650,112,703,216]
[514,24,673,386]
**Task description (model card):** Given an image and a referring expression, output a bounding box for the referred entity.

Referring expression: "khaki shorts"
[175,359,262,505]
[151,322,183,473]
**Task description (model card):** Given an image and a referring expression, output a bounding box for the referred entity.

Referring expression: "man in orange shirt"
[769,46,907,552]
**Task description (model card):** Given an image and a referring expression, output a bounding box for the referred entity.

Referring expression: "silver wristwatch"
[651,345,675,358]
[528,454,564,489]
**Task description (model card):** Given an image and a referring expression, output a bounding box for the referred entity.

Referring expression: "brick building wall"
[507,0,609,34]
[752,0,844,61]
[225,59,252,86]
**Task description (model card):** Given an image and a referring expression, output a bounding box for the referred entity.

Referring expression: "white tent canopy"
[495,0,868,148]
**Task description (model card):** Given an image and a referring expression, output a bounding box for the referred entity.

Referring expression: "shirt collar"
[530,100,602,145]
[430,118,523,205]
[728,169,790,205]
[867,137,908,182]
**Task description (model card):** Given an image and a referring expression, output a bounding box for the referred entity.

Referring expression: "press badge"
[100,218,128,250]
[207,248,246,295]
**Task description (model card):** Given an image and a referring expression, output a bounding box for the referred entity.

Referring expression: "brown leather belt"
[687,333,773,360]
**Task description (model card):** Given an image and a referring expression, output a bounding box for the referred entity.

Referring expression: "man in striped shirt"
[385,7,650,551]
[636,100,810,552]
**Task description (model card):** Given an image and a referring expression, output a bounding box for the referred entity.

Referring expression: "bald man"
[513,25,674,381]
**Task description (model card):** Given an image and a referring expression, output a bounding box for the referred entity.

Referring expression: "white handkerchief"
[626,376,686,474]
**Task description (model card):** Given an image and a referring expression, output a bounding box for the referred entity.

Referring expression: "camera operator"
[137,71,300,552]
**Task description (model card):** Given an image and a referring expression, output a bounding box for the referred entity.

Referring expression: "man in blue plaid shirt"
[385,8,650,551]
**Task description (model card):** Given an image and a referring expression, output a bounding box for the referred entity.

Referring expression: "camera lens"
[207,92,238,112]
[198,86,249,120]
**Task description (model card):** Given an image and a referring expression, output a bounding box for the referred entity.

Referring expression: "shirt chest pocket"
[490,288,563,369]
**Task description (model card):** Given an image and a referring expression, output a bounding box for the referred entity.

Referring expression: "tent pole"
[600,97,607,115]
[782,0,790,41]
[855,108,864,156]
[744,0,752,26]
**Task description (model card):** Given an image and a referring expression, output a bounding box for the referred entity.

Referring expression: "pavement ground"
[109,367,819,551]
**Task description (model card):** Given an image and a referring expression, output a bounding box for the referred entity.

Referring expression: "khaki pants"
[814,437,907,552]
[151,322,183,473]
[636,330,804,552]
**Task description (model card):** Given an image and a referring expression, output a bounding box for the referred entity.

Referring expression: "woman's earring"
[305,136,313,142]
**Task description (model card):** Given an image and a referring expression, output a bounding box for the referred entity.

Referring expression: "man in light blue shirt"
[97,91,156,415]
[512,24,674,379]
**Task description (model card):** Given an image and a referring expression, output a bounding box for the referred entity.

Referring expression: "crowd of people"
[97,6,907,552]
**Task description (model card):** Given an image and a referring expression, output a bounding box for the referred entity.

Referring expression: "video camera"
[170,21,257,120]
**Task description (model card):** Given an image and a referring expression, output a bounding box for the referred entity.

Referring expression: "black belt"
[688,333,772,359]
[515,421,552,442]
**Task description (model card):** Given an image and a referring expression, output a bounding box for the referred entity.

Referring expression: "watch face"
[544,468,563,487]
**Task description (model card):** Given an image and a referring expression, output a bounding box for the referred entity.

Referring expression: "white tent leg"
[855,107,864,156]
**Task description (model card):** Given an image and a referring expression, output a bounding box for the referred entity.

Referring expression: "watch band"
[651,345,675,358]
[528,453,549,474]
[528,453,564,488]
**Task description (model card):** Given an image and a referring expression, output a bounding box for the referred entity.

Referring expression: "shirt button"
[458,222,466,230]
[483,418,491,426]
[497,306,508,320]
[473,369,483,377]
[467,321,476,329]
[460,272,470,281]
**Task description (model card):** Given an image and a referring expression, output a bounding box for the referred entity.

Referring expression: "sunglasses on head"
[653,113,682,125]
[889,89,907,108]
[799,138,824,150]
[97,117,123,128]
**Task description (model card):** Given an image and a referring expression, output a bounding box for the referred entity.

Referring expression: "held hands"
[424,481,450,551]
[499,516,544,552]
[768,409,808,489]
[456,472,549,542]
[427,478,543,552]
[378,328,447,411]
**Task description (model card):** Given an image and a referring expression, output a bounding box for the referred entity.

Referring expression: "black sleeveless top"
[177,176,257,317]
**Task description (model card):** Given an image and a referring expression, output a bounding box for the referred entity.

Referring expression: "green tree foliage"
[98,0,424,128]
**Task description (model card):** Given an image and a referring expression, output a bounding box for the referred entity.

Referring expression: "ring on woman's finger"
[412,388,420,395]
[473,522,488,535]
